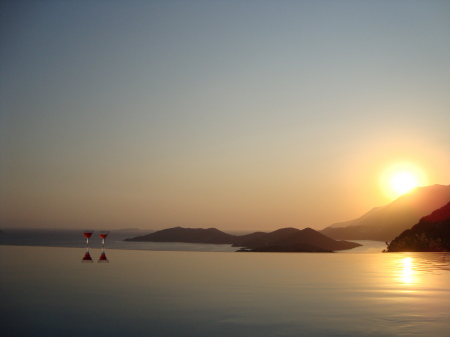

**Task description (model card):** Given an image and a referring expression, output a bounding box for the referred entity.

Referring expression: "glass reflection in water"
[81,247,93,263]
[98,247,109,263]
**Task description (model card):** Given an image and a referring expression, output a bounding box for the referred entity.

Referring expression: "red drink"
[99,231,109,247]
[84,231,93,239]
[83,230,94,246]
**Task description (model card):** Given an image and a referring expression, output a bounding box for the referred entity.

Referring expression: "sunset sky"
[1,1,449,231]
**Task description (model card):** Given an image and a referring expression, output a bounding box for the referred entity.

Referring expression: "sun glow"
[381,162,427,200]
[390,172,418,195]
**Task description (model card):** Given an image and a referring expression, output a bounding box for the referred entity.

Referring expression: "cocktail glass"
[99,231,109,247]
[83,230,94,246]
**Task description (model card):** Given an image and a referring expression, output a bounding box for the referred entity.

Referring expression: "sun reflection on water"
[401,257,414,284]
[395,253,450,285]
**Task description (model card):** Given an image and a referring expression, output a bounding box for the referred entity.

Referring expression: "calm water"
[1,246,449,336]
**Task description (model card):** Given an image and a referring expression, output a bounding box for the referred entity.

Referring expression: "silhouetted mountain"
[125,226,361,252]
[233,228,300,248]
[321,184,450,241]
[234,227,360,251]
[124,227,236,244]
[385,202,450,252]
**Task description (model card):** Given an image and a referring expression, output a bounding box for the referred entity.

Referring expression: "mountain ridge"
[320,184,450,241]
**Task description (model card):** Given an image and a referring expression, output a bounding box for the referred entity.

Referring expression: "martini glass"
[99,231,109,247]
[83,230,94,247]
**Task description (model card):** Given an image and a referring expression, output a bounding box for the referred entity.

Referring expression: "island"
[125,226,361,252]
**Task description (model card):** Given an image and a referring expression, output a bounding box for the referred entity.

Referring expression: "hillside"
[124,227,237,244]
[321,184,450,241]
[385,202,450,252]
[234,227,360,251]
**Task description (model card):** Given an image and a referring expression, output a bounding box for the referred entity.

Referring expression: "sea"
[1,229,449,336]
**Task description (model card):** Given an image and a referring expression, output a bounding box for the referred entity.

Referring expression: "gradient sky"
[1,0,449,231]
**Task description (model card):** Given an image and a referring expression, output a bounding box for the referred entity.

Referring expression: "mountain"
[124,227,236,244]
[125,226,361,252]
[320,184,450,241]
[326,207,383,228]
[234,227,361,251]
[385,202,450,252]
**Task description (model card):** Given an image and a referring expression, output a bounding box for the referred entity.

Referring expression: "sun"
[380,162,427,200]
[390,172,418,195]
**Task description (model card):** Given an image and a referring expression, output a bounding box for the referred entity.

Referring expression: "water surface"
[1,246,449,336]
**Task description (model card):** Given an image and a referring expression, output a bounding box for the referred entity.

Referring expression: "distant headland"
[385,202,450,252]
[320,184,450,242]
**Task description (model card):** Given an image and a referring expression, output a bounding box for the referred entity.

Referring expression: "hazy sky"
[1,0,449,231]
